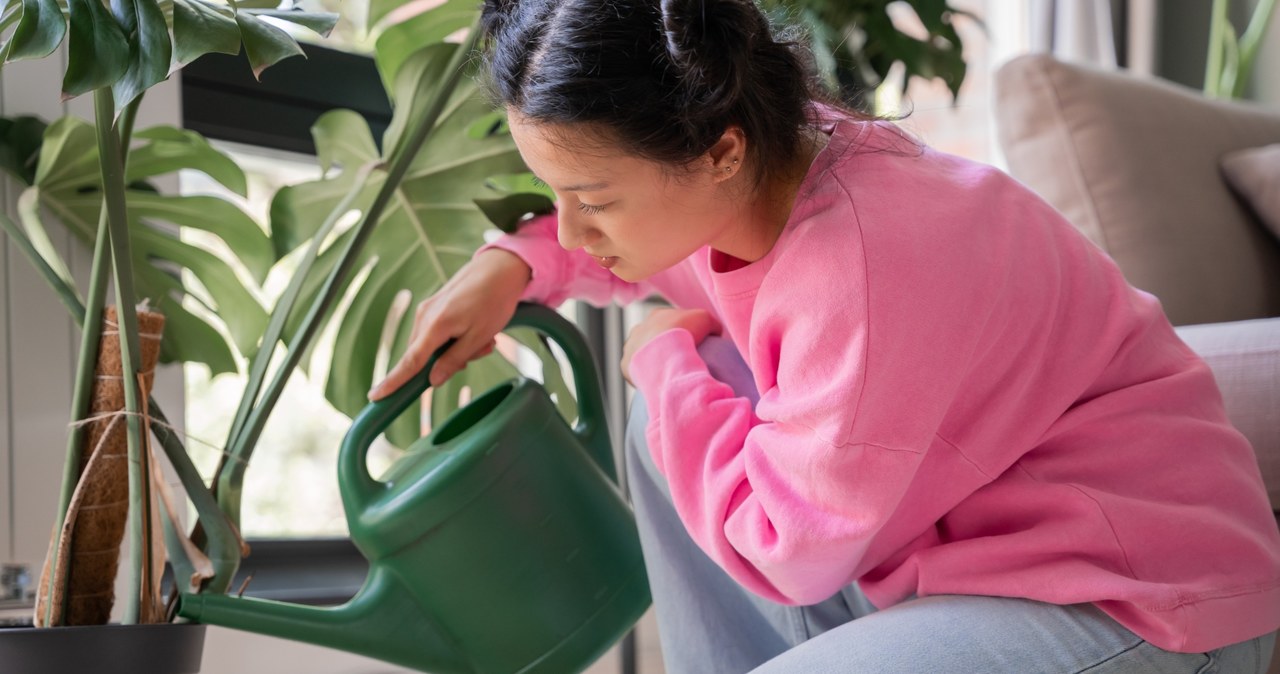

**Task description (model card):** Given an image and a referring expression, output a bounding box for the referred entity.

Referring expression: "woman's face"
[507,111,742,282]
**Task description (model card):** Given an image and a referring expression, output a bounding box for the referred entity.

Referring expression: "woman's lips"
[594,255,618,270]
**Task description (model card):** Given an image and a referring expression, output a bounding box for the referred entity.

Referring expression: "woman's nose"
[556,211,600,251]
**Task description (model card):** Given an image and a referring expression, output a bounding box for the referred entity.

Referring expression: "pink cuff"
[630,328,708,399]
[474,214,563,305]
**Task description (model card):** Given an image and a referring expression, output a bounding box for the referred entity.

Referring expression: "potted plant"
[0,0,341,664]
[0,0,562,668]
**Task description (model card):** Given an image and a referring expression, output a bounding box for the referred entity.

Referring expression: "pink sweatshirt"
[481,118,1280,653]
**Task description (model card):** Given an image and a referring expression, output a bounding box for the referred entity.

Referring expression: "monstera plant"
[0,0,341,652]
[0,0,555,666]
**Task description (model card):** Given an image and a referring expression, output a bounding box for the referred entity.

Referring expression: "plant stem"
[0,213,85,323]
[39,91,145,626]
[1205,0,1230,97]
[215,22,483,525]
[222,162,378,490]
[94,87,152,625]
[1233,0,1278,97]
[149,404,242,597]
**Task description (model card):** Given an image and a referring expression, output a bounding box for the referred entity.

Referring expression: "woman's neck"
[711,128,827,271]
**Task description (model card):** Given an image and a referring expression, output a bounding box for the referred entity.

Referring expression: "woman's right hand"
[367,248,532,400]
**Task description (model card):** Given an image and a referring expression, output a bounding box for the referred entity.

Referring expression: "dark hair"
[479,0,863,189]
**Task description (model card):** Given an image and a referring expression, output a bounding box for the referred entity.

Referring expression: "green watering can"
[177,303,651,673]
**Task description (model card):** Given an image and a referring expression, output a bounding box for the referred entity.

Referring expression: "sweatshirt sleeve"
[629,327,927,606]
[476,212,656,308]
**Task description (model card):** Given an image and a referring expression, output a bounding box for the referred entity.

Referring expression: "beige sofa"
[994,54,1280,669]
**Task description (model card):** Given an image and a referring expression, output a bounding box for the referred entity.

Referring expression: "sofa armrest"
[1174,317,1280,511]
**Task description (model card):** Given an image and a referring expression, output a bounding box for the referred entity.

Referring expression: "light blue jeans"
[624,337,1277,673]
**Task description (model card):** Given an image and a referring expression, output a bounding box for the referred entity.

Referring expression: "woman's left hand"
[622,308,720,385]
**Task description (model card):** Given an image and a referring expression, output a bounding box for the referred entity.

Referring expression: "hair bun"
[661,0,768,65]
[659,0,768,107]
[481,0,520,39]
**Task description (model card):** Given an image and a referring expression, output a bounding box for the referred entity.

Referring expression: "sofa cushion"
[1222,143,1280,243]
[1176,317,1280,511]
[994,54,1280,326]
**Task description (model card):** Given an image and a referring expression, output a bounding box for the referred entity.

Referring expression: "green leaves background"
[1,0,337,110]
[761,0,974,105]
[1,0,562,454]
[268,40,561,449]
[1,116,270,375]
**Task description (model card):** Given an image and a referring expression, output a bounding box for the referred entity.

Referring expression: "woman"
[369,0,1280,670]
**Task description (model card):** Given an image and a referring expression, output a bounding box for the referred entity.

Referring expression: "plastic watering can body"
[178,304,651,673]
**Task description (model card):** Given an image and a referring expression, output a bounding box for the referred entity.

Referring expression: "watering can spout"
[176,569,469,673]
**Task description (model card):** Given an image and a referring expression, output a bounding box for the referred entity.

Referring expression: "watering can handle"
[339,302,615,511]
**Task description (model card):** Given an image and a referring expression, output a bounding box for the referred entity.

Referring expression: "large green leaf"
[172,0,241,67]
[128,126,248,198]
[25,116,269,374]
[62,0,130,98]
[365,0,403,32]
[7,0,67,62]
[242,8,336,36]
[234,9,303,79]
[269,43,557,448]
[17,188,77,291]
[110,0,173,113]
[475,172,554,233]
[373,0,475,93]
[33,115,98,188]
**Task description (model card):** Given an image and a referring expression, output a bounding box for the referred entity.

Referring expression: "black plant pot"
[0,622,206,674]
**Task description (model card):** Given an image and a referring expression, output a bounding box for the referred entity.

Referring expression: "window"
[180,141,405,538]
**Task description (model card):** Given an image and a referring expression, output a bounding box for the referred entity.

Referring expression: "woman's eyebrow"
[562,180,610,191]
[532,175,610,192]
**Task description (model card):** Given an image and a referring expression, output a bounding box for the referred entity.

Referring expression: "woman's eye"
[577,202,607,215]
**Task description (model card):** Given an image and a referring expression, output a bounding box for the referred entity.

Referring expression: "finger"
[371,322,456,399]
[405,298,434,348]
[428,330,491,387]
[691,309,721,337]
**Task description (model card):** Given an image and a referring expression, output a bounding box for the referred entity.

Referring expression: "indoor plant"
[0,0,342,662]
[0,0,558,669]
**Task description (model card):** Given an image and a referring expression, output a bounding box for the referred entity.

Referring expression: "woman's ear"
[707,126,748,184]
